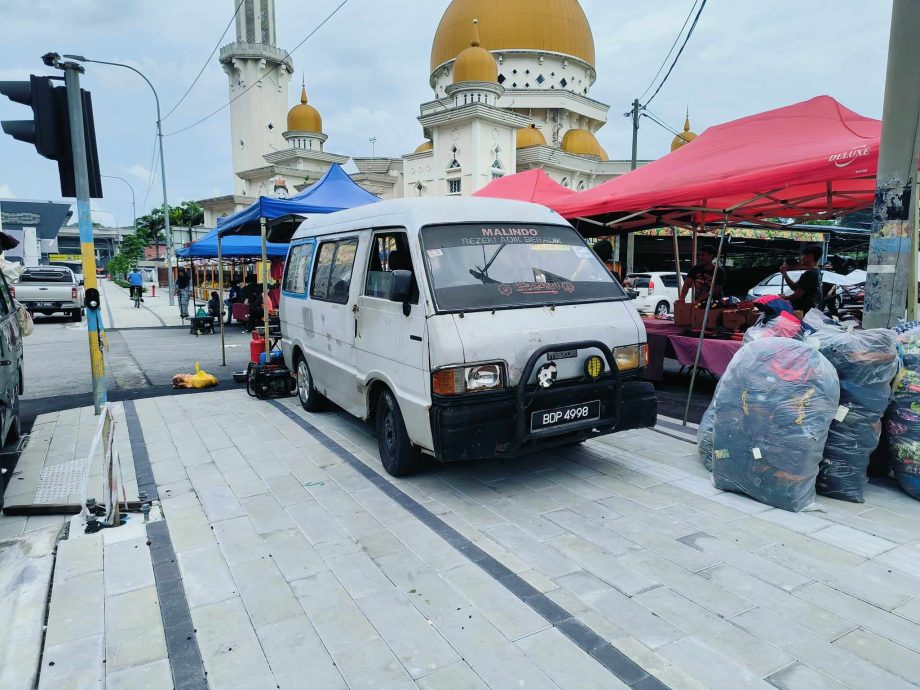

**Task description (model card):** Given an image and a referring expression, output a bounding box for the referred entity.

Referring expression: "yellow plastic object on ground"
[172,362,218,389]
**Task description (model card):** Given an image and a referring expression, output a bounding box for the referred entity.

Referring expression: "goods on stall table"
[710,337,840,512]
[803,309,899,503]
[886,326,920,500]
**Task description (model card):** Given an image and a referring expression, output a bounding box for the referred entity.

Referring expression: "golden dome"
[431,0,595,72]
[415,140,433,153]
[516,124,547,149]
[453,20,499,84]
[287,86,323,133]
[671,115,697,151]
[561,128,607,160]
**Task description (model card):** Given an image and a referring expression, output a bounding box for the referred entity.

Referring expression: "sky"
[0,0,893,229]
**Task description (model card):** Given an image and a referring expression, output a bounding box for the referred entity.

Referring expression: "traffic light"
[0,75,102,198]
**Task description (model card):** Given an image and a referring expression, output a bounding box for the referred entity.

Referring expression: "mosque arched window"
[561,177,570,188]
[577,180,586,191]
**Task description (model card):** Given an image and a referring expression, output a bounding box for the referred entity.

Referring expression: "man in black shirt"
[679,245,725,304]
[781,245,824,312]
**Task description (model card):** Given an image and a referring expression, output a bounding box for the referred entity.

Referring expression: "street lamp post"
[63,55,175,306]
[101,174,136,233]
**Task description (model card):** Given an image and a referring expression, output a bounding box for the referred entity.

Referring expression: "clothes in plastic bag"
[698,404,715,471]
[886,330,920,500]
[801,310,899,502]
[743,311,804,344]
[710,337,840,511]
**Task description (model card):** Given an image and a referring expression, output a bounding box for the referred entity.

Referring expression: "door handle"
[0,361,11,366]
[352,304,359,313]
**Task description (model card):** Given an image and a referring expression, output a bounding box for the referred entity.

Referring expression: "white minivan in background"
[280,198,657,476]
[626,272,688,316]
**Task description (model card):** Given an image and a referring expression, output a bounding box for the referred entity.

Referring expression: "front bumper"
[429,341,657,463]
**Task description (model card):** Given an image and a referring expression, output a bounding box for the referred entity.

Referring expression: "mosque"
[198,0,696,227]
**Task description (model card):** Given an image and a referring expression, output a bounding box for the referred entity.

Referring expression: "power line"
[142,136,159,208]
[642,109,683,138]
[638,0,700,103]
[164,0,351,137]
[162,0,245,120]
[644,0,707,107]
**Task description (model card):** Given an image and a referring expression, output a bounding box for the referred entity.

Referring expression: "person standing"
[225,280,243,325]
[781,245,825,313]
[127,267,144,306]
[679,245,725,304]
[175,268,191,319]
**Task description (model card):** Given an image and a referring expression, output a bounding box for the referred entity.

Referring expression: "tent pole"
[671,227,683,293]
[261,217,270,361]
[218,235,226,367]
[682,215,729,426]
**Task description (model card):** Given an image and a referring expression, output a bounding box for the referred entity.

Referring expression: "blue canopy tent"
[175,228,289,259]
[200,163,379,364]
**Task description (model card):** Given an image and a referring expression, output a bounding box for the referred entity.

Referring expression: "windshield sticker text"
[461,236,562,246]
[500,281,576,295]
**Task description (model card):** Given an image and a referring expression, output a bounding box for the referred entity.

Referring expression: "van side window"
[283,242,313,296]
[364,231,418,304]
[311,238,358,304]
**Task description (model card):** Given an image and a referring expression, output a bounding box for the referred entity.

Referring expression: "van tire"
[295,357,326,412]
[654,301,670,317]
[375,389,423,477]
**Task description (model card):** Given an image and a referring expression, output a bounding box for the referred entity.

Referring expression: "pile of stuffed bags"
[699,305,907,511]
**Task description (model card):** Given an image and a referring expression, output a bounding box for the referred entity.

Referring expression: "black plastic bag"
[887,329,920,500]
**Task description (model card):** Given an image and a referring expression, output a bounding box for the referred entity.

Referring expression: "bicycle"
[130,285,142,309]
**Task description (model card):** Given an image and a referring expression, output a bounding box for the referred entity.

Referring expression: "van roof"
[290,196,568,240]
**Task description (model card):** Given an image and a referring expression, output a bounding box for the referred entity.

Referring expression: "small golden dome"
[415,140,433,153]
[287,86,323,133]
[453,20,499,84]
[671,115,697,151]
[432,0,595,71]
[561,128,607,160]
[516,124,546,149]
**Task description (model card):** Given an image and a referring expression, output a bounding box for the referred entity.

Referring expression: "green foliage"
[108,200,204,279]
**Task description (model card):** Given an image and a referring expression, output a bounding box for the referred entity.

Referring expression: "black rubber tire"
[295,356,326,412]
[375,389,424,477]
[654,301,670,317]
[70,309,82,322]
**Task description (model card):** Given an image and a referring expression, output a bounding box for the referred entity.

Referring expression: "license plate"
[547,349,577,361]
[531,400,601,432]
[34,302,53,308]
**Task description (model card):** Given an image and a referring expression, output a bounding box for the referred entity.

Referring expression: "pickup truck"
[12,266,84,321]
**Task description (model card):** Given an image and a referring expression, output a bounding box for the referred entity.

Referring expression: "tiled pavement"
[4,389,920,689]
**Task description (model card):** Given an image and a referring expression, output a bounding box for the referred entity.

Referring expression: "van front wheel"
[376,390,423,477]
[296,357,326,412]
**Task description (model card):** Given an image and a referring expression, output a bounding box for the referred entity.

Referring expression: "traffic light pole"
[61,62,106,414]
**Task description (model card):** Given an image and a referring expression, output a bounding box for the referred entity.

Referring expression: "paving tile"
[611,636,709,690]
[415,661,490,690]
[822,559,917,611]
[518,627,630,689]
[442,563,549,640]
[103,537,155,597]
[291,570,379,653]
[548,534,658,596]
[483,523,579,579]
[433,607,558,690]
[197,485,246,523]
[104,585,167,671]
[387,517,468,572]
[261,527,327,582]
[356,588,459,678]
[176,546,237,608]
[230,556,301,629]
[634,588,793,677]
[285,499,351,545]
[38,633,105,690]
[256,615,346,689]
[191,596,273,688]
[210,446,250,473]
[655,637,774,690]
[598,496,695,538]
[658,503,772,552]
[323,549,394,599]
[106,658,173,690]
[45,570,104,647]
[486,498,569,541]
[222,466,270,499]
[238,493,296,534]
[877,542,920,579]
[731,606,915,690]
[544,509,639,556]
[330,636,417,690]
[53,534,102,582]
[796,582,920,652]
[263,473,314,507]
[834,628,920,682]
[699,565,857,641]
[374,550,469,618]
[162,504,218,554]
[765,662,848,690]
[429,490,507,530]
[809,523,898,559]
[893,597,920,624]
[212,515,270,565]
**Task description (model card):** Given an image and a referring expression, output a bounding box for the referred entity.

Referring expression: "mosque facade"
[199,0,692,227]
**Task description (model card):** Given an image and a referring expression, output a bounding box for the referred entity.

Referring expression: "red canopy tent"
[554,96,884,231]
[474,168,576,205]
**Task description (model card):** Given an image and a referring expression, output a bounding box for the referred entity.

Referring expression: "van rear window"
[420,223,625,312]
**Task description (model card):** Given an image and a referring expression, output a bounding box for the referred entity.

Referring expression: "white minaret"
[219,0,293,197]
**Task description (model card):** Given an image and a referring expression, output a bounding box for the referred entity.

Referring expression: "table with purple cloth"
[641,319,742,381]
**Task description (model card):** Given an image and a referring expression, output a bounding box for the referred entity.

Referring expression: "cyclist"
[128,267,144,308]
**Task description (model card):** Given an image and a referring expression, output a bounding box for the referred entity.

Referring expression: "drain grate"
[33,457,88,503]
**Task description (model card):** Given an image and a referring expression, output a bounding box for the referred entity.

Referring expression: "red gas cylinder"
[250,331,265,363]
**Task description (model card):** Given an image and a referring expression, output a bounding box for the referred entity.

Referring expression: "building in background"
[0,199,71,266]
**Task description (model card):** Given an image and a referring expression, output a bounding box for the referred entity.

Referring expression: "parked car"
[625,272,688,316]
[280,198,657,477]
[0,269,24,507]
[747,270,862,313]
[12,266,84,321]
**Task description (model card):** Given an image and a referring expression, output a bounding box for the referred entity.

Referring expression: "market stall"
[472,168,576,205]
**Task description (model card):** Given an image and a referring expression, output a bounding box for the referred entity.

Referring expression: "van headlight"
[613,345,645,370]
[432,363,504,395]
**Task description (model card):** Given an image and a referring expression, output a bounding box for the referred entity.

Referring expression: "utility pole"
[624,98,641,275]
[863,0,920,328]
[60,59,107,413]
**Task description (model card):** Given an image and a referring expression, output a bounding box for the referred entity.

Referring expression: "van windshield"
[420,223,625,311]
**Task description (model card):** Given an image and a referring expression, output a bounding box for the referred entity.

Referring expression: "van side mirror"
[390,270,412,302]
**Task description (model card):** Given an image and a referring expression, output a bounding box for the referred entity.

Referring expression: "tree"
[107,200,204,279]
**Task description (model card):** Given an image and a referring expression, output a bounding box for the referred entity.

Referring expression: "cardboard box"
[744,309,759,326]
[691,307,720,330]
[722,310,748,331]
[674,301,694,327]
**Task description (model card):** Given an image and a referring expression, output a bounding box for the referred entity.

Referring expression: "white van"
[280,198,657,476]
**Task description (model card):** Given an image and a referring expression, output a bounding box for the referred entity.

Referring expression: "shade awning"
[554,96,891,230]
[473,169,576,205]
[175,228,289,259]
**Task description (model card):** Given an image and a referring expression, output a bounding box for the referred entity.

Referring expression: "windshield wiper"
[471,244,506,284]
